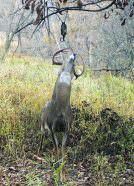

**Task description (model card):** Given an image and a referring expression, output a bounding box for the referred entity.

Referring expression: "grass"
[0,56,134,185]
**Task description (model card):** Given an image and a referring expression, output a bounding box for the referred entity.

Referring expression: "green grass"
[72,71,133,117]
[0,56,134,185]
[0,56,133,155]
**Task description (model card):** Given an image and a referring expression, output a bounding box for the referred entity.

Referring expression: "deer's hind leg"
[61,130,68,160]
[38,133,44,153]
[38,117,45,153]
[62,131,68,149]
[51,129,59,155]
[39,107,49,153]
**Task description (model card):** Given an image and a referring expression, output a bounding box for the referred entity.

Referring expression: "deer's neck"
[59,71,71,85]
[52,71,72,110]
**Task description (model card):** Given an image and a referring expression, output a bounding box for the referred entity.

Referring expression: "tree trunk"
[0,32,14,64]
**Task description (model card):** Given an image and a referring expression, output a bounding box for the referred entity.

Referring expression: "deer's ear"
[73,62,85,79]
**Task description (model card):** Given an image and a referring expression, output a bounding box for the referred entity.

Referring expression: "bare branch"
[14,0,117,34]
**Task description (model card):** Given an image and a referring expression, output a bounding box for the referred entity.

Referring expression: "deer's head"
[52,48,85,80]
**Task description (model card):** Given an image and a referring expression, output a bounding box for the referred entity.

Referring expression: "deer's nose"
[73,53,76,60]
[70,53,76,60]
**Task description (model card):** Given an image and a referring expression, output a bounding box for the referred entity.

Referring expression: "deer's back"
[41,100,73,132]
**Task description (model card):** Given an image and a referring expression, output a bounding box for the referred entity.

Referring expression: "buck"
[40,49,84,154]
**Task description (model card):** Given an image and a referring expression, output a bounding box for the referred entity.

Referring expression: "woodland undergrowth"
[0,56,133,185]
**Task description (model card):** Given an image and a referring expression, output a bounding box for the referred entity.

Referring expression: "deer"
[40,49,84,158]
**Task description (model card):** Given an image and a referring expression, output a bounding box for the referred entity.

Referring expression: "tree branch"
[15,0,116,34]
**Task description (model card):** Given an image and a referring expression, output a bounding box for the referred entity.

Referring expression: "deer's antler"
[52,48,70,65]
